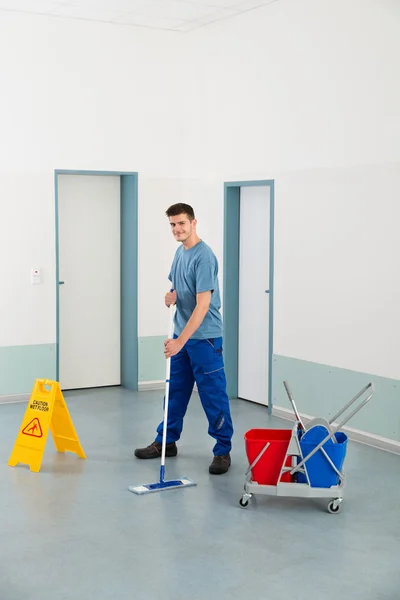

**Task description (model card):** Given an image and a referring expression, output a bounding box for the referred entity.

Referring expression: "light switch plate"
[31,268,41,285]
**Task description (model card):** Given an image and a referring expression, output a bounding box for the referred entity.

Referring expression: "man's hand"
[164,338,183,359]
[165,290,177,307]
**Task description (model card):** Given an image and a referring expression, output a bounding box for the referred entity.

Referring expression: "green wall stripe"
[273,354,400,441]
[3,343,399,444]
[0,344,56,395]
[0,339,160,395]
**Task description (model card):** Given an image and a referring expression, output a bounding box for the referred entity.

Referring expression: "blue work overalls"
[155,335,234,456]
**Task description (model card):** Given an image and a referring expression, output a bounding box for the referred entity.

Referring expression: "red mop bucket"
[245,429,292,485]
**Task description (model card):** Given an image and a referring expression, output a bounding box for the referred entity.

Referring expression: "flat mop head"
[128,477,196,495]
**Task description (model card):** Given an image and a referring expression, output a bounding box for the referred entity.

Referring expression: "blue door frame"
[54,169,139,391]
[223,180,275,414]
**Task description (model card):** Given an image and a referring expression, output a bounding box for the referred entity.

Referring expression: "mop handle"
[160,290,175,483]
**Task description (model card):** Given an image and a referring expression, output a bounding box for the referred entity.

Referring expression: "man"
[134,203,234,474]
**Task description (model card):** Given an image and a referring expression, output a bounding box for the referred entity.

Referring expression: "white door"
[58,174,121,390]
[238,186,270,405]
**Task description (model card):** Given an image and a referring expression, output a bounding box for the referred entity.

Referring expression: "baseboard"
[138,381,200,393]
[138,380,165,391]
[0,393,29,405]
[4,382,187,396]
[273,405,400,456]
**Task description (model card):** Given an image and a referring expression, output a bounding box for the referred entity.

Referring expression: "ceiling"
[0,0,278,32]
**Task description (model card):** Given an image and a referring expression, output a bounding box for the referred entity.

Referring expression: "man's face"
[169,213,196,243]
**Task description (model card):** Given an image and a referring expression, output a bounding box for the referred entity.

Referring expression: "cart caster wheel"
[239,494,252,508]
[328,499,342,514]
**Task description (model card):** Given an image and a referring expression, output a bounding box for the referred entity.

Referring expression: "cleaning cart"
[239,381,375,514]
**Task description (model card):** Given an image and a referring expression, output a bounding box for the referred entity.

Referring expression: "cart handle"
[328,382,374,426]
[245,442,270,477]
[283,381,304,427]
[290,382,375,476]
[283,381,343,478]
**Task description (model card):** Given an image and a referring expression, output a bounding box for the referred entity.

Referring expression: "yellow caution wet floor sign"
[8,379,86,472]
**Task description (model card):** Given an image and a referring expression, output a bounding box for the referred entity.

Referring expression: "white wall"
[184,0,399,178]
[273,164,400,380]
[182,0,400,381]
[138,177,185,338]
[1,0,399,388]
[0,11,184,347]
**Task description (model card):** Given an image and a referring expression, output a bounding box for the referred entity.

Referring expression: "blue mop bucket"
[298,426,348,488]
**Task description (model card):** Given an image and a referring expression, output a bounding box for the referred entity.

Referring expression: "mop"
[128,302,196,495]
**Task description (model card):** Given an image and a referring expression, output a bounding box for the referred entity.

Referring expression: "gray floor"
[1,387,399,600]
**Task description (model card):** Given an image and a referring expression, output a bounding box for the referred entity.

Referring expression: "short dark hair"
[166,203,195,221]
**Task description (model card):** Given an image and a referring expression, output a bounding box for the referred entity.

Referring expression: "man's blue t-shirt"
[168,241,223,340]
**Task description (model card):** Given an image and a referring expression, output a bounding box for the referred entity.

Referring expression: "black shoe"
[134,441,178,459]
[209,453,231,475]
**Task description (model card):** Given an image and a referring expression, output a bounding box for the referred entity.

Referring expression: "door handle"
[265,290,270,293]
[59,281,65,285]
